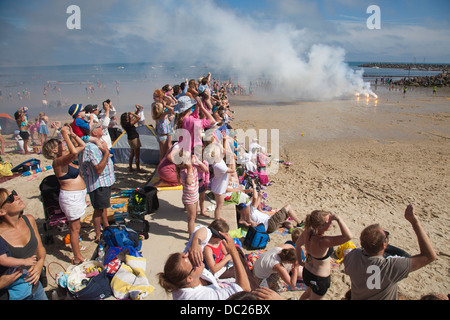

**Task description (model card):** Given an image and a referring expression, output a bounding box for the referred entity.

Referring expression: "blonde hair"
[152,102,165,120]
[304,210,331,235]
[175,150,189,183]
[42,139,60,160]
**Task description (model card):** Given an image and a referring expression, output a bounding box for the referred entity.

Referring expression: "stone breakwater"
[358,62,449,72]
[358,63,450,87]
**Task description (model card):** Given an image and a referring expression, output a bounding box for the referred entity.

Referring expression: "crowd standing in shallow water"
[0,71,444,301]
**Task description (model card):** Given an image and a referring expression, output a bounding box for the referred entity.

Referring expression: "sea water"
[0,61,443,118]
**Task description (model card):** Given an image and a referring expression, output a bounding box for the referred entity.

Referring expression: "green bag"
[127,186,159,219]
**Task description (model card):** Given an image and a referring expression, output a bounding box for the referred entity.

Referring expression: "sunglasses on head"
[1,190,17,208]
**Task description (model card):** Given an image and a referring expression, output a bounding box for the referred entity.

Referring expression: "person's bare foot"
[197,211,211,218]
[238,220,251,227]
[71,257,86,265]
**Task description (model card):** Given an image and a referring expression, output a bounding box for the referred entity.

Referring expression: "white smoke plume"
[112,0,376,100]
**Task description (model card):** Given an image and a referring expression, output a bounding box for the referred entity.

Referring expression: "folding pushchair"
[39,175,68,244]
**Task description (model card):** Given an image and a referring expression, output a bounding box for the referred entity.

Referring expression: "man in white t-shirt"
[236,181,303,232]
[85,102,115,162]
[344,205,437,300]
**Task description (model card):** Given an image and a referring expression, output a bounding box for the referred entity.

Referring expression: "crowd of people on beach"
[0,71,444,301]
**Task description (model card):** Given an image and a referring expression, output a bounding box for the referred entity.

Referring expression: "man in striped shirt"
[79,123,116,242]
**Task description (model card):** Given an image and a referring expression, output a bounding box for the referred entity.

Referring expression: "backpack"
[127,186,159,219]
[102,224,142,251]
[126,218,150,240]
[243,224,270,250]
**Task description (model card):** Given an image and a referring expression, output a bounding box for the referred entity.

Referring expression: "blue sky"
[0,0,449,67]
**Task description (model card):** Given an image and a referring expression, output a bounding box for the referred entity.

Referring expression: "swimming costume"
[58,165,80,181]
[307,231,334,260]
[308,247,334,261]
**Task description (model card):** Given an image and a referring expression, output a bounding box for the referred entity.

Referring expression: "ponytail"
[304,210,331,235]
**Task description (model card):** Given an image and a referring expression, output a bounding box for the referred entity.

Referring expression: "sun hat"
[84,104,98,113]
[174,96,197,114]
[198,84,208,94]
[68,104,83,118]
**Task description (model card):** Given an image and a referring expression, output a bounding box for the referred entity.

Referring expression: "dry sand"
[0,84,448,300]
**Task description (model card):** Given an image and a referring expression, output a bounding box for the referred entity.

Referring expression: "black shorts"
[88,186,111,210]
[302,267,331,296]
[19,131,30,140]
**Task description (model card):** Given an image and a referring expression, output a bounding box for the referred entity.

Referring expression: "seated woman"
[0,189,47,300]
[157,230,251,300]
[252,243,302,291]
[154,141,181,187]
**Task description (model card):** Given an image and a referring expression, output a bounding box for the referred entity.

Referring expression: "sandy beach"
[0,84,449,300]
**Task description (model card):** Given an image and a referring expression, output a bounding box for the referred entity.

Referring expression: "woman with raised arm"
[295,210,352,300]
[42,125,87,264]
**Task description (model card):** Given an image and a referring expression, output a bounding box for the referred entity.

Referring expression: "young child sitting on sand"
[252,243,302,291]
[203,219,233,278]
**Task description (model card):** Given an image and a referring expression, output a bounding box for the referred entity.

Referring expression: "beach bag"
[0,161,13,177]
[127,186,159,219]
[104,246,143,277]
[66,260,112,300]
[243,224,270,250]
[126,218,150,240]
[102,224,142,251]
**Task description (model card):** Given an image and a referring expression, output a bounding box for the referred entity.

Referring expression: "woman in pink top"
[175,96,216,157]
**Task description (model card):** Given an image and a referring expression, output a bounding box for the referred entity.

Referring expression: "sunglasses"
[185,265,195,279]
[384,230,390,242]
[1,190,17,208]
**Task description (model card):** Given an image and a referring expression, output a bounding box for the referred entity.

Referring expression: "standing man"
[78,123,116,242]
[344,204,437,300]
[85,103,115,163]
